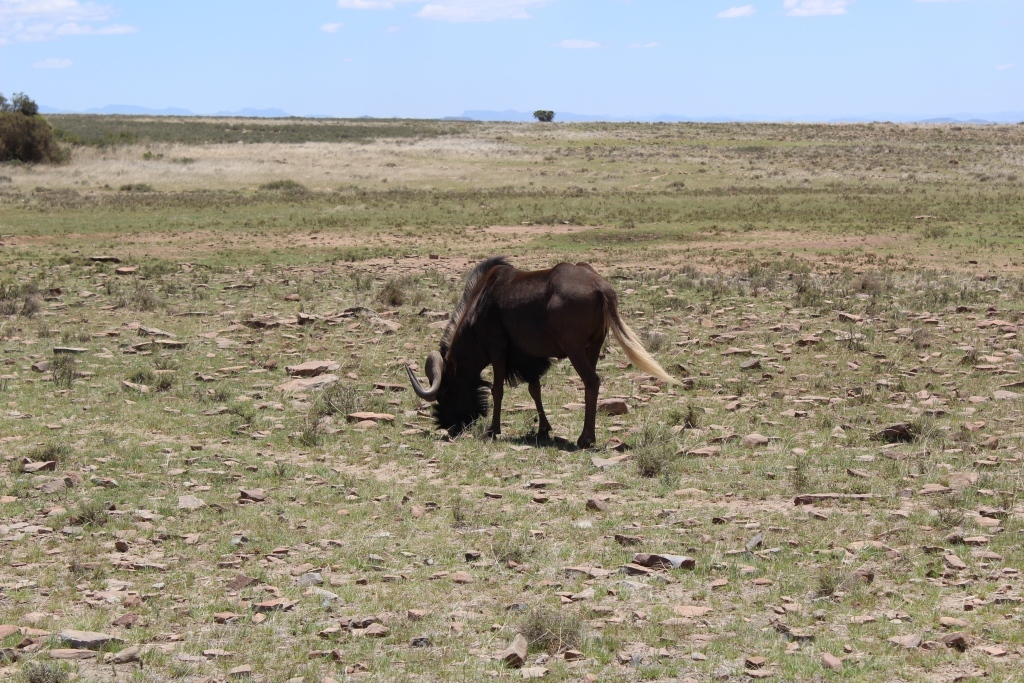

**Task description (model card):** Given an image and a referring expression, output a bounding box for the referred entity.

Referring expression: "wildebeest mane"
[440,256,510,357]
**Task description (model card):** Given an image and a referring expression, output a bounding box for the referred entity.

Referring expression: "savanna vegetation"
[1,116,1023,683]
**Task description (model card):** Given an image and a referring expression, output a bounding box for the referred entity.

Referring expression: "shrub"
[518,608,584,654]
[119,183,154,192]
[21,661,69,683]
[377,276,414,307]
[0,92,67,163]
[71,499,109,527]
[51,353,77,389]
[258,179,308,193]
[632,423,677,478]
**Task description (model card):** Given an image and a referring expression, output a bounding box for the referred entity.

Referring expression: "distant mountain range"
[38,104,1024,124]
[40,104,292,118]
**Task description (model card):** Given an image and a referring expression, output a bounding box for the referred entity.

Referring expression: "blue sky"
[1,0,1021,119]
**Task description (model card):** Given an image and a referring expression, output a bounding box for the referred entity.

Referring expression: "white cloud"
[996,63,1012,71]
[0,0,137,44]
[558,38,600,49]
[784,0,851,16]
[717,5,756,19]
[321,22,344,33]
[338,0,549,22]
[33,56,71,67]
[628,42,658,49]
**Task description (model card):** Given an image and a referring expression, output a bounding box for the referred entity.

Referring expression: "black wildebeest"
[406,257,677,448]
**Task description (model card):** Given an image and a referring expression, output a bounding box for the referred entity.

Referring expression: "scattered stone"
[285,360,340,377]
[226,574,257,591]
[499,633,529,668]
[360,623,389,638]
[597,398,629,415]
[214,612,245,624]
[346,412,395,423]
[632,553,695,570]
[238,488,267,502]
[741,433,770,448]
[277,374,339,393]
[50,649,98,660]
[939,632,971,651]
[821,653,843,671]
[793,493,875,505]
[944,554,968,570]
[888,634,921,649]
[105,645,141,664]
[177,495,206,511]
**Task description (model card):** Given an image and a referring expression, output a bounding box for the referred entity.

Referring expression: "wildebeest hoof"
[577,435,596,449]
[483,429,500,440]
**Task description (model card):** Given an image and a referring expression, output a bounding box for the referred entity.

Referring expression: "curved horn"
[407,351,444,401]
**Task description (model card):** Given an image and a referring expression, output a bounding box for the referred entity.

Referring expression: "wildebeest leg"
[528,381,551,438]
[486,358,505,439]
[567,349,600,448]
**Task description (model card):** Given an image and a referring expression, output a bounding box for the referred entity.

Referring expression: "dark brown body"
[407,257,674,448]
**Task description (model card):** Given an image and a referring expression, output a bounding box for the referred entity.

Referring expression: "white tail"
[608,309,679,385]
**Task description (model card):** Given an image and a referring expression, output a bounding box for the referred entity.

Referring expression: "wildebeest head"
[406,350,489,435]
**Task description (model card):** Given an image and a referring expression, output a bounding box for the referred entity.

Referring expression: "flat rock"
[874,423,917,443]
[50,648,98,660]
[794,493,875,505]
[276,374,339,393]
[939,632,971,651]
[685,445,722,457]
[285,360,340,377]
[597,398,629,416]
[177,495,207,511]
[226,574,257,591]
[888,634,921,649]
[346,412,395,423]
[741,433,770,448]
[239,488,267,502]
[632,553,695,570]
[105,645,141,664]
[60,629,122,650]
[944,554,968,570]
[821,653,843,671]
[564,566,612,579]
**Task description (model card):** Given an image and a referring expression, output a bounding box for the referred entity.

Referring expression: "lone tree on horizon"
[533,110,555,123]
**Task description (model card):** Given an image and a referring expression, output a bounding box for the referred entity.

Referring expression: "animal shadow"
[506,432,580,453]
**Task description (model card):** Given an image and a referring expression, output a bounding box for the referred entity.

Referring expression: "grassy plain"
[1,116,1023,683]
